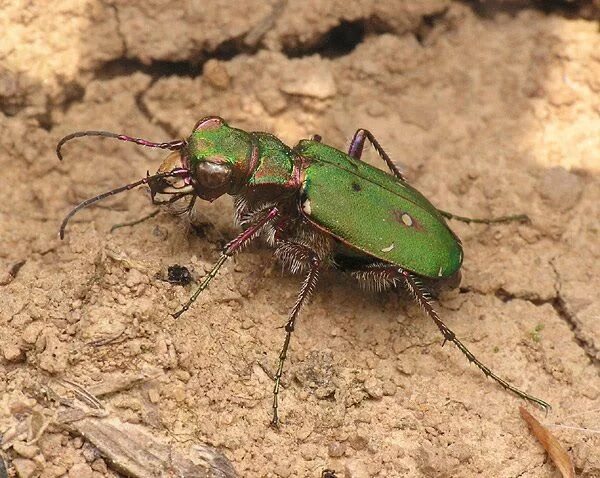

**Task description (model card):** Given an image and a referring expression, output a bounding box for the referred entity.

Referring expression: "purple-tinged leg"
[348,129,405,181]
[271,242,321,427]
[397,267,550,411]
[172,206,280,319]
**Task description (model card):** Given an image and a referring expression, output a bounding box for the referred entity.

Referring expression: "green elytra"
[57,116,547,426]
[296,140,463,279]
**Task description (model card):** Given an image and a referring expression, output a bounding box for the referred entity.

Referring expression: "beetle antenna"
[56,130,185,161]
[59,171,186,239]
[400,269,551,412]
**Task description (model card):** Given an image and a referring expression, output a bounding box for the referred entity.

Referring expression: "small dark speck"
[167,265,192,286]
[351,182,362,192]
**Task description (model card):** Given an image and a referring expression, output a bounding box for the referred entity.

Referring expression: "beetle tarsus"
[438,209,531,225]
[172,254,229,319]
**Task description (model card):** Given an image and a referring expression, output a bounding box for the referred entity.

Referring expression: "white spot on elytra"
[401,213,413,227]
[381,243,395,253]
[438,266,443,277]
[302,199,312,215]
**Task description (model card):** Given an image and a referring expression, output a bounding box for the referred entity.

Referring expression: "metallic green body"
[186,120,462,280]
[250,133,295,187]
[295,140,463,279]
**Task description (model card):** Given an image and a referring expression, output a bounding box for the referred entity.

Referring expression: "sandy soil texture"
[1,1,599,477]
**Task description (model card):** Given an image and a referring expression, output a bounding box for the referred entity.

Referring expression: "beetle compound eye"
[194,161,231,189]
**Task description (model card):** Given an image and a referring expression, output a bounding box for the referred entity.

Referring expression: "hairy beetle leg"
[400,268,551,411]
[172,207,280,319]
[271,244,321,428]
[349,262,550,411]
[348,128,406,181]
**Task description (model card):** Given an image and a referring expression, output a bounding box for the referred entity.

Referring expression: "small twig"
[520,406,575,478]
[87,328,126,347]
[58,379,104,410]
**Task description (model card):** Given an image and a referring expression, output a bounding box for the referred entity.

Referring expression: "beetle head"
[56,116,254,238]
[151,116,254,202]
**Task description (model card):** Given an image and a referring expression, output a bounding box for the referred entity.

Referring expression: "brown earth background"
[1,1,599,477]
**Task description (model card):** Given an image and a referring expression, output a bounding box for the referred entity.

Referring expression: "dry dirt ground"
[1,1,599,477]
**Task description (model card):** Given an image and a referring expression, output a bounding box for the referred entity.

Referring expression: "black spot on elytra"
[351,182,362,192]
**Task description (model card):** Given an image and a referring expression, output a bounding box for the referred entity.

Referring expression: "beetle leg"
[110,209,161,233]
[437,209,530,225]
[271,243,321,427]
[398,268,551,411]
[348,129,406,181]
[346,262,550,410]
[172,206,280,318]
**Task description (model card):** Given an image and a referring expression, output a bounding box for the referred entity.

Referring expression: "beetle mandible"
[57,116,550,426]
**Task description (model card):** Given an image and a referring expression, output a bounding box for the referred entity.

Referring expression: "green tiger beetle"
[57,116,550,426]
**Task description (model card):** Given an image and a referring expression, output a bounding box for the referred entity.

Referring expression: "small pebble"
[299,443,319,461]
[91,458,107,474]
[12,441,39,459]
[148,388,160,404]
[256,89,287,115]
[328,441,346,458]
[82,442,99,462]
[382,381,397,397]
[22,322,44,345]
[281,66,337,99]
[363,377,383,399]
[68,463,94,478]
[125,268,145,288]
[344,459,369,478]
[3,342,24,362]
[297,423,312,441]
[273,462,291,478]
[203,59,230,89]
[348,433,368,451]
[12,458,37,478]
[41,464,67,478]
[172,385,186,402]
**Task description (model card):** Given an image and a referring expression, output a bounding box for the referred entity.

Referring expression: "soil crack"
[460,260,599,366]
[462,0,599,20]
